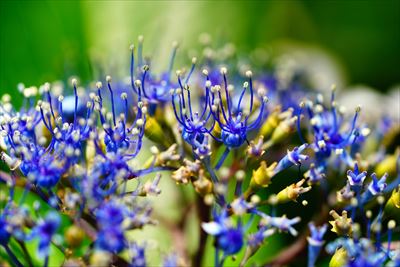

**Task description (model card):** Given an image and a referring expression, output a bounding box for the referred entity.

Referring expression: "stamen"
[296,101,306,144]
[72,78,78,128]
[221,67,232,118]
[129,44,138,94]
[106,76,117,127]
[44,83,56,120]
[167,41,179,82]
[185,57,197,84]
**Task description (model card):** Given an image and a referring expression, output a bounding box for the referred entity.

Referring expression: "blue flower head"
[299,89,364,168]
[172,65,214,157]
[209,69,268,148]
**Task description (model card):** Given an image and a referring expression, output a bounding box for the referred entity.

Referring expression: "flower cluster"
[0,36,398,267]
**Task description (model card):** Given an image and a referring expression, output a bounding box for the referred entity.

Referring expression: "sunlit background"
[0,1,399,266]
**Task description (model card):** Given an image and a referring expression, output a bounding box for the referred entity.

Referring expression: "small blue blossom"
[28,212,60,258]
[202,211,244,255]
[304,163,325,184]
[368,173,388,195]
[95,201,128,253]
[274,143,309,174]
[307,223,327,267]
[257,212,301,236]
[346,163,367,186]
[129,242,147,267]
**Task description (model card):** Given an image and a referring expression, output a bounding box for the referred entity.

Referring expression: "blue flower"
[274,143,309,174]
[304,163,325,184]
[256,212,301,236]
[209,69,268,148]
[202,211,244,255]
[346,163,367,186]
[129,242,146,267]
[307,223,327,267]
[299,89,365,169]
[171,67,214,157]
[95,201,128,253]
[0,217,11,246]
[368,173,388,195]
[97,227,126,253]
[29,212,60,258]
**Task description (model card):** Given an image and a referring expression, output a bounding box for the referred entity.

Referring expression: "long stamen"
[106,76,117,127]
[200,80,211,119]
[185,85,194,120]
[130,44,138,94]
[58,95,64,124]
[296,102,306,144]
[247,71,254,114]
[44,83,56,120]
[221,67,232,118]
[72,78,78,128]
[184,57,197,85]
[121,93,128,124]
[343,106,361,144]
[141,65,150,98]
[167,41,179,83]
[237,82,247,111]
[330,84,338,133]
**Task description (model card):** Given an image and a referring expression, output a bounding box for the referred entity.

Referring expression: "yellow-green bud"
[144,117,168,146]
[276,179,311,203]
[251,161,277,188]
[65,225,85,248]
[329,210,353,236]
[329,247,348,267]
[259,108,281,138]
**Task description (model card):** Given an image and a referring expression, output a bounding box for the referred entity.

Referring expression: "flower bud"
[65,225,85,248]
[329,210,352,236]
[250,161,277,188]
[276,179,311,203]
[144,117,168,145]
[329,247,347,267]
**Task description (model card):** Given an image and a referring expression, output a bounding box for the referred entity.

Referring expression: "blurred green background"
[1,0,399,98]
